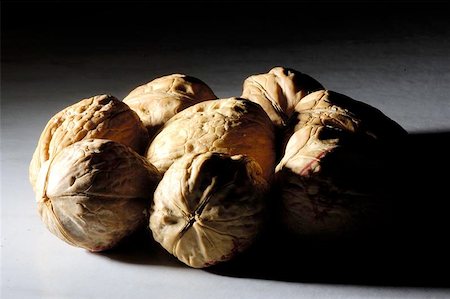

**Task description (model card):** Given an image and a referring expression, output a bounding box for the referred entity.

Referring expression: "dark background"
[2,0,450,293]
[3,1,450,129]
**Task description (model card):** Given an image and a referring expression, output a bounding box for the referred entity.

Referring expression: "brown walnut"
[241,66,324,128]
[146,97,276,181]
[276,90,407,238]
[29,94,149,189]
[150,152,268,268]
[123,74,217,138]
[35,139,161,251]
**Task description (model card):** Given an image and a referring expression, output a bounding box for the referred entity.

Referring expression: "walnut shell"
[123,74,217,138]
[241,66,324,127]
[276,90,407,238]
[146,97,276,181]
[149,152,268,268]
[29,95,149,189]
[35,139,161,251]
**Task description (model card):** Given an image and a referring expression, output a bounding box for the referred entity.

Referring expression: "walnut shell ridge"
[35,139,161,252]
[149,152,268,268]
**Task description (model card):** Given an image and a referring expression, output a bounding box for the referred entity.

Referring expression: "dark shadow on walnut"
[206,131,450,288]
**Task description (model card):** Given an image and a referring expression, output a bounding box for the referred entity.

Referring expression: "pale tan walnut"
[149,152,268,268]
[146,97,276,181]
[241,66,324,127]
[35,139,161,252]
[29,94,149,189]
[123,74,217,138]
[276,90,407,238]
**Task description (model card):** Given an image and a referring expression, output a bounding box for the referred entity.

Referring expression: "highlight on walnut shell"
[275,90,407,238]
[35,139,161,252]
[123,74,217,138]
[149,152,268,268]
[241,66,324,128]
[146,97,276,181]
[29,94,149,190]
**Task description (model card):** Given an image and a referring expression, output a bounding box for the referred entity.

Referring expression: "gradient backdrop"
[2,2,450,298]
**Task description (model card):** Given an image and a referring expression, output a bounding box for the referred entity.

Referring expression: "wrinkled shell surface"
[147,97,276,181]
[123,74,217,138]
[35,139,161,251]
[276,90,407,237]
[29,95,149,189]
[150,152,268,268]
[241,66,324,127]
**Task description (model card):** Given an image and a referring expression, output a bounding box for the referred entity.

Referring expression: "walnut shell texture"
[146,97,276,181]
[276,90,407,238]
[123,74,217,138]
[29,95,149,189]
[149,152,268,268]
[35,139,161,252]
[241,66,324,127]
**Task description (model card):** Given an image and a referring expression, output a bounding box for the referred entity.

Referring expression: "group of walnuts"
[29,67,406,268]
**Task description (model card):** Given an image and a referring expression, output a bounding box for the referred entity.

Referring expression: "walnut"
[149,152,268,268]
[146,97,276,181]
[276,90,407,238]
[35,139,161,252]
[123,74,217,138]
[241,66,324,127]
[29,95,149,189]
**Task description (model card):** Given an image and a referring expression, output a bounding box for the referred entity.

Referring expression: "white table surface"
[2,3,450,298]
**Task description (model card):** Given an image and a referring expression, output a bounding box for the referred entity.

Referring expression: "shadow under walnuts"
[207,131,450,288]
[96,228,184,267]
[97,132,450,287]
